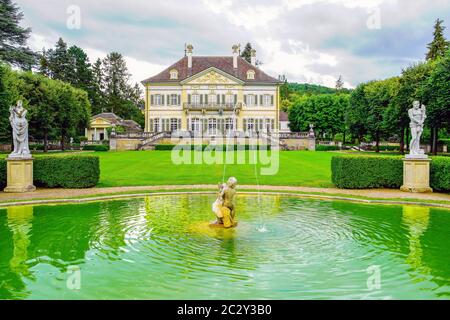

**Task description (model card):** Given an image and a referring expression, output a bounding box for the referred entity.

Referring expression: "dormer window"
[169,69,178,79]
[246,70,255,80]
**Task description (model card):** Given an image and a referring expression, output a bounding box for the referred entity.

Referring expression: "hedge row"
[316,145,340,151]
[154,144,271,151]
[0,155,100,189]
[430,157,450,192]
[331,156,403,189]
[83,144,109,151]
[331,155,450,191]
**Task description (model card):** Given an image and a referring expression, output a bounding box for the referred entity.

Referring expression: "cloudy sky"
[16,0,450,88]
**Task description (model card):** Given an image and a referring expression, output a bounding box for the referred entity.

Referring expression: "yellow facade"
[144,68,279,134]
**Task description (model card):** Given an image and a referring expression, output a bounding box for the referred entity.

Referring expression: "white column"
[94,128,97,141]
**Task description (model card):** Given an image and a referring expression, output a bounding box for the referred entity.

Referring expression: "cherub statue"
[408,101,426,156]
[211,177,238,228]
[9,100,31,159]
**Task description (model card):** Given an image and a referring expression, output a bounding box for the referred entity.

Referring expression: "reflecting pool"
[0,195,449,299]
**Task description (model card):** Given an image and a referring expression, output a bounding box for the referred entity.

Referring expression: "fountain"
[211,177,238,228]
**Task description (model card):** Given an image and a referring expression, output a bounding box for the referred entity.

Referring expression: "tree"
[288,93,348,139]
[0,0,35,69]
[347,83,369,143]
[363,78,399,152]
[102,52,143,120]
[424,49,450,154]
[46,38,72,82]
[335,75,344,91]
[387,62,434,153]
[426,19,450,61]
[91,58,105,114]
[0,64,16,143]
[240,43,253,63]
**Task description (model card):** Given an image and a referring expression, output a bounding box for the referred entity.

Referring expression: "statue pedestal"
[4,157,36,193]
[400,157,432,193]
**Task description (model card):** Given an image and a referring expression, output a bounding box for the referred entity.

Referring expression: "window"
[170,94,178,105]
[208,94,216,105]
[225,94,234,106]
[263,94,271,106]
[170,118,180,131]
[246,70,255,80]
[225,118,234,133]
[191,94,200,106]
[246,118,255,132]
[191,118,200,132]
[153,118,160,132]
[155,94,163,106]
[246,94,256,106]
[208,118,217,135]
[169,69,178,79]
[265,118,271,132]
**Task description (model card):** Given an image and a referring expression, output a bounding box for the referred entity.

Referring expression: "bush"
[0,159,6,189]
[430,157,450,192]
[316,145,340,151]
[29,144,45,151]
[331,155,403,189]
[83,144,109,152]
[154,144,271,151]
[0,156,99,188]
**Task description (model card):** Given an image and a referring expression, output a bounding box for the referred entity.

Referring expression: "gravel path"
[0,185,449,203]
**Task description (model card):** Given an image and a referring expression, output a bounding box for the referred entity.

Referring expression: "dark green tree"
[240,43,253,63]
[424,50,450,154]
[47,38,72,82]
[426,18,450,61]
[0,0,35,69]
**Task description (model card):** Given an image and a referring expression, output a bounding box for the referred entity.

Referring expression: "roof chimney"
[232,44,239,69]
[187,44,193,69]
[251,49,256,66]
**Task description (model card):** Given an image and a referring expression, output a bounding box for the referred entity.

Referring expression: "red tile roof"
[142,56,279,84]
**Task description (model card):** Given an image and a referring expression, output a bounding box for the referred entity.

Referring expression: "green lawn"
[94,150,335,187]
[1,150,337,187]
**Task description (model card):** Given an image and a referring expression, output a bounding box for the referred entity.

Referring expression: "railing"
[183,103,241,112]
[278,132,310,139]
[81,140,109,146]
[111,132,157,139]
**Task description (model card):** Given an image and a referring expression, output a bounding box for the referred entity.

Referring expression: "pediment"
[91,118,112,126]
[181,67,243,85]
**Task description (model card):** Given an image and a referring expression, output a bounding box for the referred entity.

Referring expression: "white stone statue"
[9,100,31,159]
[407,101,426,158]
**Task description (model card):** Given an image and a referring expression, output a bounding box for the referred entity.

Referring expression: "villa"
[85,112,142,142]
[141,45,280,136]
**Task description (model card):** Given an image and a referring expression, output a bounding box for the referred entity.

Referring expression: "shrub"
[29,144,45,151]
[83,144,109,151]
[316,145,340,151]
[331,155,403,189]
[0,156,99,188]
[154,144,271,151]
[34,156,100,188]
[430,157,450,192]
[0,159,6,189]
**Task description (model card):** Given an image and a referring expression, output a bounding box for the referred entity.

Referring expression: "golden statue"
[211,177,238,228]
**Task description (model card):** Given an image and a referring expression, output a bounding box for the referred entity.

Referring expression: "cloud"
[16,0,450,88]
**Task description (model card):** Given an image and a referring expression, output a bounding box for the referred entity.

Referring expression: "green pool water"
[0,194,449,300]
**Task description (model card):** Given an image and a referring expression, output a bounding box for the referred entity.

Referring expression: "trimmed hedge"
[83,144,109,152]
[430,157,450,192]
[316,145,340,151]
[155,144,271,151]
[0,159,5,189]
[34,156,100,188]
[332,155,450,192]
[331,156,403,189]
[0,156,100,189]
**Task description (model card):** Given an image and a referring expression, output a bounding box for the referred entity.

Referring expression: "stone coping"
[0,185,449,209]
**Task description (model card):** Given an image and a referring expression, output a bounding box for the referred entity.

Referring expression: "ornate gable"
[181,67,243,85]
